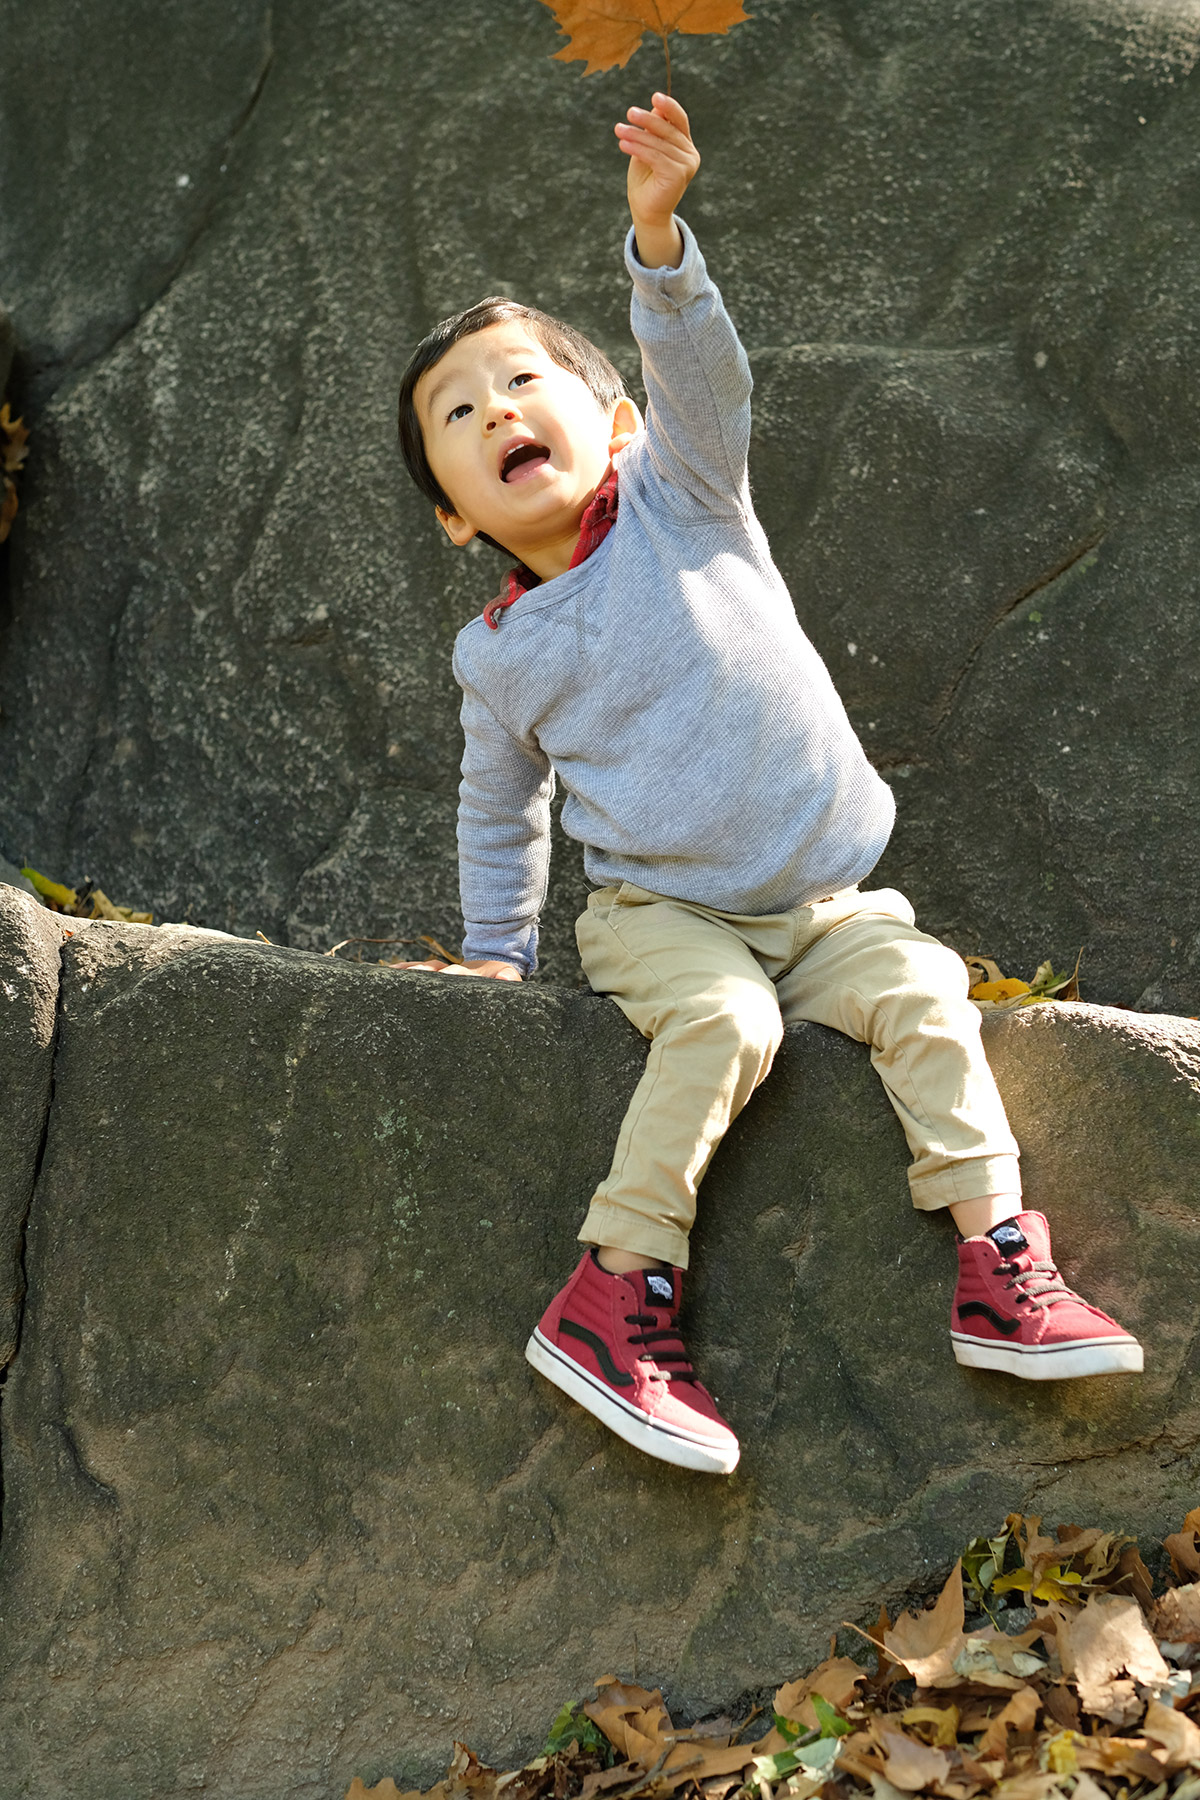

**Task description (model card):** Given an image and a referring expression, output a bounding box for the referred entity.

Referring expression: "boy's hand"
[615,93,699,271]
[387,957,522,981]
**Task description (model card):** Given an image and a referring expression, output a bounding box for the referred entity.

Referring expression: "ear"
[435,504,476,548]
[607,395,643,459]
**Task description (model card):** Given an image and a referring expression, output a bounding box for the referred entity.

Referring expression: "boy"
[394,94,1142,1475]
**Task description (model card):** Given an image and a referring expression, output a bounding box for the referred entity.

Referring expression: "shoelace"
[623,1311,699,1385]
[996,1257,1074,1311]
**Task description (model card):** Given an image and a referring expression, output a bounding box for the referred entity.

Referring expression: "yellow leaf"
[21,866,79,909]
[1041,1732,1079,1775]
[899,1704,959,1747]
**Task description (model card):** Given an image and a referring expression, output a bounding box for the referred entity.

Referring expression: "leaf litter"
[20,864,153,924]
[964,954,1084,1010]
[346,1509,1200,1800]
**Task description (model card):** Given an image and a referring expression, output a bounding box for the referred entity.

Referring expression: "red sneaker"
[525,1251,740,1473]
[951,1212,1143,1379]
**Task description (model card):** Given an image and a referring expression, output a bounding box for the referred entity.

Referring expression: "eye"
[510,372,536,389]
[448,401,472,422]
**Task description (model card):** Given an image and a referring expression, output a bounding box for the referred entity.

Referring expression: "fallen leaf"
[1074,1734,1165,1782]
[585,1682,673,1763]
[1166,1508,1200,1581]
[1051,1593,1169,1723]
[537,0,751,79]
[1112,1541,1156,1613]
[1153,1582,1200,1644]
[899,1705,960,1748]
[875,1727,952,1792]
[1141,1697,1200,1771]
[1040,1685,1080,1733]
[969,977,1033,1003]
[978,1686,1040,1759]
[772,1657,865,1734]
[22,865,79,909]
[986,1776,1063,1800]
[884,1561,969,1686]
[1039,1729,1078,1775]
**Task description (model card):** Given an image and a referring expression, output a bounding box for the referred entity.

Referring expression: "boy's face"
[415,321,634,561]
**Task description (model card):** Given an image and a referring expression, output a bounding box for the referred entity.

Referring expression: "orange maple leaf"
[538,0,751,86]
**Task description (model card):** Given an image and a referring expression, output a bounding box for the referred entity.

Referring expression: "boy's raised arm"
[615,95,753,513]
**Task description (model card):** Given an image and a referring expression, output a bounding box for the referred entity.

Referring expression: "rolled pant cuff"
[908,1153,1022,1212]
[578,1202,691,1269]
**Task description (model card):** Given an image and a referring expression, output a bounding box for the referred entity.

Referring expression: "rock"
[0,888,63,1364]
[0,0,1198,1004]
[0,306,11,402]
[0,902,1197,1798]
[0,856,36,898]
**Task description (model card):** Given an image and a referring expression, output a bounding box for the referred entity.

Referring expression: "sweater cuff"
[461,919,538,977]
[624,218,707,311]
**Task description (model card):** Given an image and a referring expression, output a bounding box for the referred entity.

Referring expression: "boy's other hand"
[615,92,699,270]
[387,957,522,981]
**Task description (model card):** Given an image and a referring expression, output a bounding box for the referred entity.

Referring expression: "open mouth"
[500,441,551,483]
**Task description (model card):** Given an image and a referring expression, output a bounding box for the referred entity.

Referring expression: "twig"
[324,934,463,963]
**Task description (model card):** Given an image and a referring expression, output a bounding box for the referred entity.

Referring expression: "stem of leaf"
[662,33,672,95]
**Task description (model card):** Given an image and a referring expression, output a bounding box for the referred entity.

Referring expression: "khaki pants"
[575,882,1020,1268]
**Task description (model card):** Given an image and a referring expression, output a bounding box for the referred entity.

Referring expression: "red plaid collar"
[482,465,619,630]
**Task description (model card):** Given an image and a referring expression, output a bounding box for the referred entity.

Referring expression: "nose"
[484,397,520,432]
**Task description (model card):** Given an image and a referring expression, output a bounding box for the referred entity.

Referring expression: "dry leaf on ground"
[976,1685,1039,1758]
[874,1727,951,1792]
[883,1561,968,1686]
[1141,1697,1200,1770]
[1050,1593,1169,1724]
[1166,1508,1200,1580]
[770,1657,865,1735]
[1153,1581,1200,1644]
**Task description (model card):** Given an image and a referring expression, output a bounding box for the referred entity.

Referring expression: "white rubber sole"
[952,1331,1144,1380]
[525,1328,740,1474]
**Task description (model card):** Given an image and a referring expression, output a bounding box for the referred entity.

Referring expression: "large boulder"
[0,900,1197,1798]
[0,0,1198,1003]
[0,888,62,1364]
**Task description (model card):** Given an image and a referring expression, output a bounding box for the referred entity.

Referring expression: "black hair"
[397,298,628,550]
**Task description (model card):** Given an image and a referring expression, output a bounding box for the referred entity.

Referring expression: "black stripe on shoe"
[956,1301,1021,1336]
[559,1318,635,1386]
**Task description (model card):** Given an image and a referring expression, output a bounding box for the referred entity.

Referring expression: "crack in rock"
[931,528,1108,734]
[41,9,276,405]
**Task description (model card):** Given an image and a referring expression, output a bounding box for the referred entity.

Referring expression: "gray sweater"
[452,222,895,974]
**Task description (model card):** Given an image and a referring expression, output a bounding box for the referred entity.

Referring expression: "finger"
[440,963,486,977]
[387,958,447,971]
[650,90,691,134]
[615,126,696,168]
[621,106,694,154]
[618,140,695,173]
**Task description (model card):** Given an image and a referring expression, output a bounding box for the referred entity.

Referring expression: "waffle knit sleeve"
[624,219,753,516]
[455,668,554,976]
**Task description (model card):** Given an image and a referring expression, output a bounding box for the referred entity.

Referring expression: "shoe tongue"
[641,1269,676,1309]
[987,1218,1029,1256]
